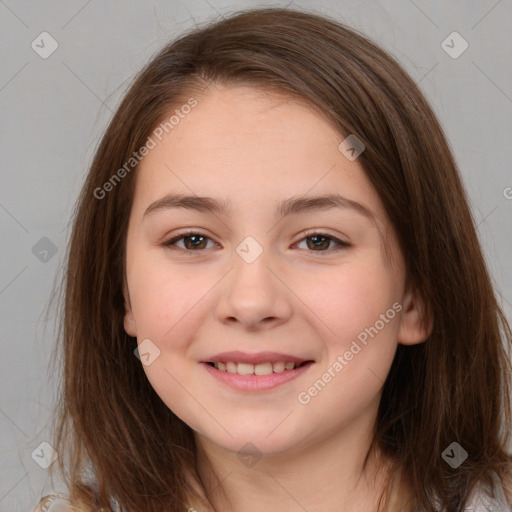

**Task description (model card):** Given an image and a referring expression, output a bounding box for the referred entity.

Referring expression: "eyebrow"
[143,192,376,221]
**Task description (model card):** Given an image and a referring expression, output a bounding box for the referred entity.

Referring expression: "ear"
[397,285,433,345]
[122,279,137,337]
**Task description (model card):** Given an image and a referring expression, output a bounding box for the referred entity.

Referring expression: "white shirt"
[31,483,512,512]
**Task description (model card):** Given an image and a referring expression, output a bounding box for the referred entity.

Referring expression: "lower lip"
[201,362,314,392]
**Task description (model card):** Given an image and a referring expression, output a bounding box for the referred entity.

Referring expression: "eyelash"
[161,229,351,255]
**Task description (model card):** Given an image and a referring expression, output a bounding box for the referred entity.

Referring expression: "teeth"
[212,360,301,374]
[226,361,237,373]
[273,361,285,373]
[237,363,254,375]
[255,362,273,376]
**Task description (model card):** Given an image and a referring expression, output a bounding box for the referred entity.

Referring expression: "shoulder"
[30,494,86,512]
[465,474,512,511]
[30,493,122,512]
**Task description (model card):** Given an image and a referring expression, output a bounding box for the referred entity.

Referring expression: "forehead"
[133,85,382,213]
[163,85,341,161]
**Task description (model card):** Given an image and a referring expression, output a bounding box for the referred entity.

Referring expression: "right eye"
[161,230,218,253]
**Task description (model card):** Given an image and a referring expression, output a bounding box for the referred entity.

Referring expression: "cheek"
[298,257,402,398]
[128,258,212,426]
[299,258,401,344]
[309,264,401,399]
[127,251,217,352]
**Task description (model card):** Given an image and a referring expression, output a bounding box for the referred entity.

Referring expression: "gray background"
[1,0,511,510]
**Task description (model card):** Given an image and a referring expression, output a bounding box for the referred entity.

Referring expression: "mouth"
[205,360,311,375]
[200,351,315,392]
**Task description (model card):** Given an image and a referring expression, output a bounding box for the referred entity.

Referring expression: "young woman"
[32,7,512,512]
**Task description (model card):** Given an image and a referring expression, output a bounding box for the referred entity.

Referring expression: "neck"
[192,403,395,512]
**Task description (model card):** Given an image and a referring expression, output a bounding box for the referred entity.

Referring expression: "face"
[123,85,428,457]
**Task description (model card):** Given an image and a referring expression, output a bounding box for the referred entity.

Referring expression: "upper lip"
[202,351,314,365]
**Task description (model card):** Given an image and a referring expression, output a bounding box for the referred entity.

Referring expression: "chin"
[197,423,308,458]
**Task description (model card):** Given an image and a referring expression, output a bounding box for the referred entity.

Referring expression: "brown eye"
[181,234,208,250]
[162,231,216,252]
[295,232,351,254]
[305,235,331,251]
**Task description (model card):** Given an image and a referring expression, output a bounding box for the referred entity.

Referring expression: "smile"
[207,361,307,375]
[202,360,315,392]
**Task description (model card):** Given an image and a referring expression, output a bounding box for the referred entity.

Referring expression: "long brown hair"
[50,7,512,511]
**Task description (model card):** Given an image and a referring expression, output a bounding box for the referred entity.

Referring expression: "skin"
[123,85,431,512]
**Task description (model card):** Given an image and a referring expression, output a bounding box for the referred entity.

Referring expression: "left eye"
[295,232,350,253]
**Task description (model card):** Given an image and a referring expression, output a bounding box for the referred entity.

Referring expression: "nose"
[214,247,293,331]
